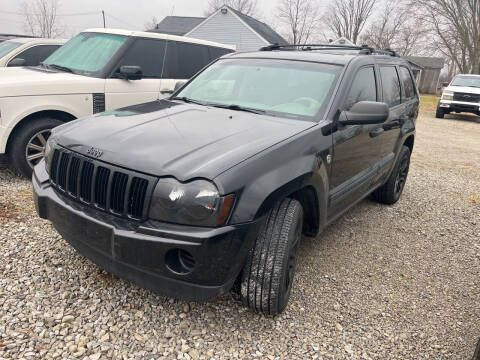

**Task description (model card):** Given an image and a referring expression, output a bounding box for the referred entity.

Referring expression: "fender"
[0,96,89,153]
[214,126,331,232]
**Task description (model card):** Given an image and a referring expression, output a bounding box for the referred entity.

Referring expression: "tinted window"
[208,46,233,62]
[116,38,166,78]
[345,67,377,110]
[399,66,416,101]
[0,41,21,59]
[380,66,401,107]
[164,41,211,79]
[11,45,61,66]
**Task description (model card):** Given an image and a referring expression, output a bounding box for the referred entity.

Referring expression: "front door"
[329,66,384,217]
[105,38,166,110]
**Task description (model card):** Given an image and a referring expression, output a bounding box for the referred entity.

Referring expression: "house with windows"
[151,6,288,52]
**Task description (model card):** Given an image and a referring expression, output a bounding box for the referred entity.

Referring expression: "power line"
[0,10,100,17]
[104,12,139,29]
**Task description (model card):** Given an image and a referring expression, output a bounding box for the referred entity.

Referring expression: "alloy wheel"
[25,129,51,169]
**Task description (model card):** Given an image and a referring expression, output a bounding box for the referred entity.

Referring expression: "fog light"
[165,249,195,275]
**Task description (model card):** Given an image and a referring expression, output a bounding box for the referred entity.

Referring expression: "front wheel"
[240,198,303,315]
[435,108,445,118]
[372,146,411,205]
[9,118,63,178]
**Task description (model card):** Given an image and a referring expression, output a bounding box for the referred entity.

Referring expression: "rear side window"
[380,66,401,107]
[164,41,211,79]
[399,66,417,101]
[10,45,61,66]
[345,67,377,110]
[208,46,233,62]
[116,38,166,78]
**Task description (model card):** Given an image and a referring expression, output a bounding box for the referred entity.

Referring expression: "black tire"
[9,117,62,178]
[372,145,411,205]
[436,108,445,118]
[240,198,303,315]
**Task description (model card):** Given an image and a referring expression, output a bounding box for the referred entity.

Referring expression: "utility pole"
[102,10,106,28]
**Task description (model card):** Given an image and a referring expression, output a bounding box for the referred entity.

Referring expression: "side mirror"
[174,81,187,92]
[442,82,449,87]
[339,101,389,126]
[8,58,26,67]
[119,65,143,80]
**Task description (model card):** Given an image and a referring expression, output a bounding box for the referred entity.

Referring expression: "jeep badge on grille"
[86,147,103,158]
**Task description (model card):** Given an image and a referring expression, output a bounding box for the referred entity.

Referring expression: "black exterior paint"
[33,50,419,301]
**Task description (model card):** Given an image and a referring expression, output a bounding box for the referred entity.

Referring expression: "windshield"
[43,32,127,75]
[451,76,480,88]
[176,58,342,121]
[0,41,21,59]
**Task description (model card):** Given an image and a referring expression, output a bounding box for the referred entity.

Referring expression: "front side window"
[208,46,234,62]
[115,38,166,78]
[451,76,480,88]
[0,41,21,59]
[399,66,416,101]
[164,41,211,79]
[345,67,377,110]
[10,45,60,66]
[380,66,402,107]
[44,32,127,75]
[177,58,342,120]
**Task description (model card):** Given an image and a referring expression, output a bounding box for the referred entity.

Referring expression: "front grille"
[49,148,154,220]
[453,92,480,103]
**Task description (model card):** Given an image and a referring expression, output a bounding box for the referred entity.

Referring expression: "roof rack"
[259,44,399,57]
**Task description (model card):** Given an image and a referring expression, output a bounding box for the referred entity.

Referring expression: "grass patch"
[420,94,440,112]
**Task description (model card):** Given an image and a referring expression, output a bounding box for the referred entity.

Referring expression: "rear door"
[105,38,165,110]
[377,66,408,178]
[160,41,223,96]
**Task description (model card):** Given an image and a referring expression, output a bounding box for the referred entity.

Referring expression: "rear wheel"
[240,198,303,315]
[372,146,411,205]
[9,118,62,178]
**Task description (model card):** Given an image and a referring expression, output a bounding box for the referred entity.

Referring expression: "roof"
[227,50,358,66]
[82,28,235,50]
[226,7,288,45]
[4,38,66,45]
[150,16,205,36]
[404,56,445,69]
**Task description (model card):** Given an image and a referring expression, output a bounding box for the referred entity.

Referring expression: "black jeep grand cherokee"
[33,45,419,315]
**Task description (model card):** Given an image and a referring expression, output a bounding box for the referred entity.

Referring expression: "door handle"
[370,128,385,138]
[160,89,174,95]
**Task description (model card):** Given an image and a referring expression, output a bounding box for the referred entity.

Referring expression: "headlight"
[442,91,454,101]
[44,137,56,174]
[150,178,235,227]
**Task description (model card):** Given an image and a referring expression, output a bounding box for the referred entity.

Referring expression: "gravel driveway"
[1,111,479,360]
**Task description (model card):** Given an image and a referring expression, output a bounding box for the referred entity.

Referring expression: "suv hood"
[0,67,103,97]
[53,100,315,181]
[445,85,480,95]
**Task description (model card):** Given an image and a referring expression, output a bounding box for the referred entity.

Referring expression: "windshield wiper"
[209,104,266,115]
[42,63,74,73]
[171,96,208,106]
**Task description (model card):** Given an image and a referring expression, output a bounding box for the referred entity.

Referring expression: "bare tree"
[144,17,159,31]
[277,0,321,44]
[325,0,377,44]
[205,0,258,16]
[361,0,426,56]
[413,0,480,74]
[22,0,63,38]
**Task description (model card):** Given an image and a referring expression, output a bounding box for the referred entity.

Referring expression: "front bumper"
[438,100,480,115]
[32,162,261,301]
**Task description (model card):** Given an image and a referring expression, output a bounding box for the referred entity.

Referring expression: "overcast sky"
[0,0,280,37]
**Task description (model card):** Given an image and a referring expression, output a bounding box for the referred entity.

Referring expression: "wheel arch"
[5,110,76,154]
[403,134,415,153]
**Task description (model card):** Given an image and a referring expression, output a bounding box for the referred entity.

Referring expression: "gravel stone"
[0,112,479,359]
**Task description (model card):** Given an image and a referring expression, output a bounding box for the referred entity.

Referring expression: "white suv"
[0,28,234,176]
[0,38,65,67]
[437,74,480,118]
